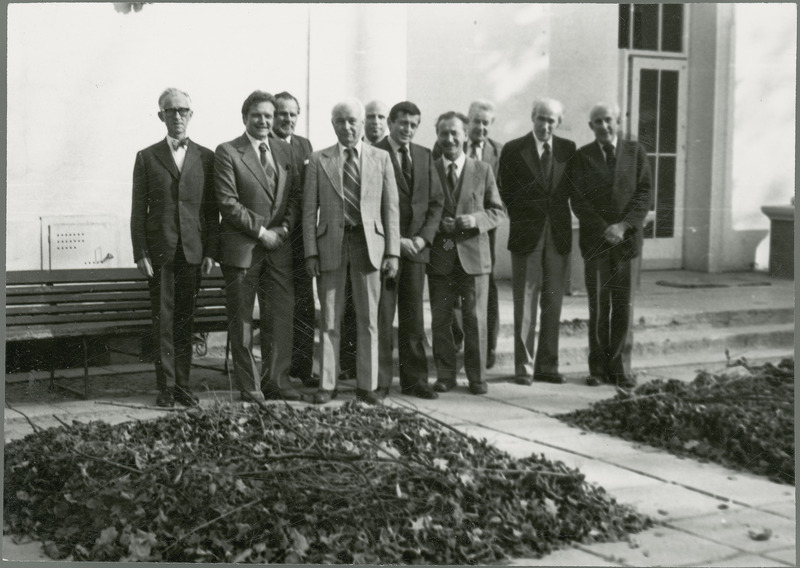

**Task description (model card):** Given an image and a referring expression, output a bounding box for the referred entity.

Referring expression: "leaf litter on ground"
[559,358,794,485]
[5,400,652,563]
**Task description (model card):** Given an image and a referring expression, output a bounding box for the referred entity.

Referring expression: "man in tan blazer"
[303,98,400,405]
[215,90,302,403]
[428,111,506,395]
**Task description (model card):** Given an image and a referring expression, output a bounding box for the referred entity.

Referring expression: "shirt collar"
[444,152,467,173]
[387,136,409,156]
[597,136,618,151]
[166,135,188,150]
[338,140,363,160]
[532,133,552,155]
[468,139,484,151]
[246,131,270,154]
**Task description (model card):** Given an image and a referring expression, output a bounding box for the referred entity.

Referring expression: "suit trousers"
[452,228,498,355]
[378,258,430,390]
[583,249,636,382]
[222,242,295,394]
[318,228,381,392]
[289,224,316,380]
[511,221,569,378]
[339,271,358,373]
[148,245,199,392]
[429,263,489,386]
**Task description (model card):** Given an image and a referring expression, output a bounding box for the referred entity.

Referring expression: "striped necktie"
[343,148,361,227]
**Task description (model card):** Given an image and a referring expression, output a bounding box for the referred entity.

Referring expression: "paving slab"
[507,546,625,566]
[670,508,796,554]
[698,552,792,567]
[759,499,797,520]
[609,483,732,521]
[763,547,798,566]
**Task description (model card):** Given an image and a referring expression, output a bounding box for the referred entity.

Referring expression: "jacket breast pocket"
[373,220,384,236]
[316,222,328,237]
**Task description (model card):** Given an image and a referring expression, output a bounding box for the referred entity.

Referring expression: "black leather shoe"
[401,384,439,400]
[515,376,533,386]
[486,349,496,369]
[469,382,488,395]
[585,375,605,387]
[156,390,175,408]
[172,386,199,407]
[616,376,637,389]
[355,388,382,405]
[376,386,391,399]
[240,390,266,404]
[310,389,338,405]
[301,373,321,388]
[262,385,303,401]
[534,373,566,384]
[433,380,456,393]
[338,368,356,382]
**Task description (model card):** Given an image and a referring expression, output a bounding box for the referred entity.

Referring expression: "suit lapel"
[410,143,427,198]
[320,146,343,199]
[154,140,180,180]
[361,145,378,200]
[519,134,545,188]
[271,143,289,207]
[551,137,566,189]
[456,158,478,213]
[182,141,200,177]
[237,135,273,199]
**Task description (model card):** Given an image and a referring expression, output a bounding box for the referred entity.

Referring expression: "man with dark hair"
[215,90,302,403]
[499,98,576,386]
[572,103,652,389]
[271,91,318,389]
[374,101,443,399]
[131,88,218,408]
[428,111,505,395]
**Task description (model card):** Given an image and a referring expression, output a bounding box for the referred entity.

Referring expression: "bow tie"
[172,138,189,150]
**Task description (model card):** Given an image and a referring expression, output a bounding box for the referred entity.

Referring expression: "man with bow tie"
[215,90,302,403]
[571,103,652,389]
[131,88,218,408]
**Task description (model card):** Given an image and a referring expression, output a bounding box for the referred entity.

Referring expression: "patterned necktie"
[259,142,277,181]
[343,148,361,227]
[541,142,552,190]
[602,142,616,181]
[399,145,413,188]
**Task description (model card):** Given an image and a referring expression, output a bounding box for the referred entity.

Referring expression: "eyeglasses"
[162,108,191,118]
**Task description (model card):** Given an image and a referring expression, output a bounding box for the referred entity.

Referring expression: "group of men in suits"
[131,87,651,408]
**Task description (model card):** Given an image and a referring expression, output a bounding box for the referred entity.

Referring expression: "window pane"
[661,4,684,52]
[656,156,675,238]
[644,155,657,239]
[659,70,679,153]
[633,4,659,50]
[638,69,659,153]
[619,4,631,49]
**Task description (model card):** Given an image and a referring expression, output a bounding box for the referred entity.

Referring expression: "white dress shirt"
[166,135,188,172]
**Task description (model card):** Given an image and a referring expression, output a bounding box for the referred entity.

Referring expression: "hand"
[604,223,627,245]
[136,256,154,279]
[259,228,284,251]
[441,216,456,233]
[305,256,320,278]
[412,236,426,253]
[456,214,476,230]
[381,256,399,280]
[399,238,419,258]
[201,257,215,276]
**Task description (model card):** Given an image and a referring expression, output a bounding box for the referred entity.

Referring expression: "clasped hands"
[400,236,426,258]
[258,227,288,251]
[440,214,476,233]
[603,222,628,245]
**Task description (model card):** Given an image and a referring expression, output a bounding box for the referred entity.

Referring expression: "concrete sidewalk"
[3,269,796,565]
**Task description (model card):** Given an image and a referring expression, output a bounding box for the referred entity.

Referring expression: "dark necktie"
[447,162,457,192]
[602,142,616,181]
[172,138,188,150]
[343,148,361,227]
[399,145,413,188]
[541,142,552,190]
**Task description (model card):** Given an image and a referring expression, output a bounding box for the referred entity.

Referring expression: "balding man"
[571,103,652,389]
[499,98,576,386]
[363,100,389,146]
[303,98,400,404]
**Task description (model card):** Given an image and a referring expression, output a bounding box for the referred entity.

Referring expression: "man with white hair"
[498,98,576,386]
[303,98,400,404]
[571,103,652,389]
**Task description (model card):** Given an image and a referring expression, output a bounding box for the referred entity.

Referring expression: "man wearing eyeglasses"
[131,88,218,408]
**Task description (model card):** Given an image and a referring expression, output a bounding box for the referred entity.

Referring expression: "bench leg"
[82,337,90,399]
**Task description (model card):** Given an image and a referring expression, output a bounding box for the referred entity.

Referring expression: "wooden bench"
[6,267,229,399]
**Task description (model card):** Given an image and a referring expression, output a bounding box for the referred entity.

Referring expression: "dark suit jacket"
[374,139,444,263]
[214,134,301,268]
[570,138,653,261]
[131,139,218,267]
[498,133,576,256]
[428,157,505,276]
[271,132,313,186]
[433,138,503,178]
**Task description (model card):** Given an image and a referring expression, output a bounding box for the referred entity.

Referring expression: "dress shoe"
[515,376,533,386]
[469,382,488,395]
[172,386,199,407]
[585,375,606,387]
[338,368,357,382]
[486,349,496,369]
[239,390,266,404]
[616,376,638,389]
[433,380,456,393]
[301,373,321,389]
[401,384,439,400]
[310,389,337,405]
[262,385,303,401]
[155,390,175,408]
[355,388,382,405]
[534,373,566,384]
[376,386,391,399]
